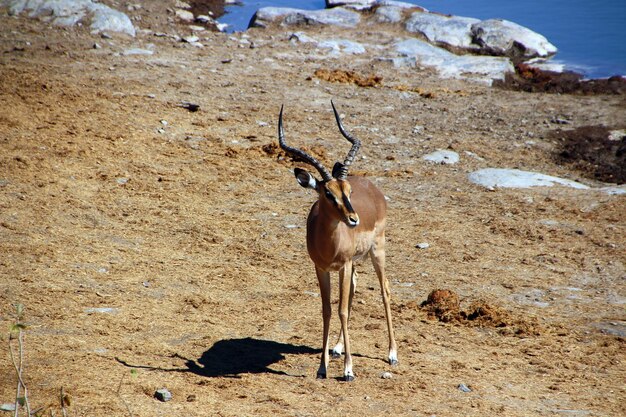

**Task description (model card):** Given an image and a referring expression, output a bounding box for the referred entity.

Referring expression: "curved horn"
[331,101,361,180]
[278,105,333,182]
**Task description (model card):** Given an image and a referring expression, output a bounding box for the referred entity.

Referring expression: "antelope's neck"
[306,208,354,272]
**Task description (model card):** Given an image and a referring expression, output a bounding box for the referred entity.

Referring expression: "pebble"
[458,383,472,393]
[381,372,393,379]
[415,242,430,249]
[84,307,119,314]
[155,388,172,402]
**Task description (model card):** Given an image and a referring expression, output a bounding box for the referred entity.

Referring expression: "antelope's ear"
[332,162,345,179]
[294,168,319,191]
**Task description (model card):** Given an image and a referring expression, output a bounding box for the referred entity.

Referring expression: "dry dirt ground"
[1,2,625,416]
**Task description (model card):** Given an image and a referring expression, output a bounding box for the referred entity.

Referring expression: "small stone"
[160,120,168,126]
[155,388,172,402]
[257,121,269,127]
[186,394,196,402]
[458,383,472,393]
[116,177,129,185]
[415,242,430,249]
[93,42,101,49]
[381,372,393,379]
[101,33,112,39]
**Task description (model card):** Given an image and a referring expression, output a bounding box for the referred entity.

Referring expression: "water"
[219,0,626,79]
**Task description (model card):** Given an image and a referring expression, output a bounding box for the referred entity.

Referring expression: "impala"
[278,102,398,381]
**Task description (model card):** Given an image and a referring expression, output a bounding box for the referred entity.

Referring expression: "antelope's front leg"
[316,268,332,379]
[338,261,355,381]
[332,268,356,358]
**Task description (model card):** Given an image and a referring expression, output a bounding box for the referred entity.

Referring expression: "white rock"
[327,0,420,9]
[182,35,200,43]
[406,12,479,49]
[468,168,589,190]
[423,150,460,165]
[471,19,557,59]
[394,38,514,84]
[290,32,318,44]
[326,0,375,9]
[600,185,626,195]
[3,0,135,36]
[122,48,153,56]
[175,9,194,22]
[249,7,361,29]
[375,6,403,23]
[318,39,366,55]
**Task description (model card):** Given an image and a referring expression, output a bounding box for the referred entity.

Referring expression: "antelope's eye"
[324,190,334,200]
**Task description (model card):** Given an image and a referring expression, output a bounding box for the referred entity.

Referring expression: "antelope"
[278,101,397,382]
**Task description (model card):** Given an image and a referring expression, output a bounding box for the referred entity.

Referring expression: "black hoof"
[389,359,399,366]
[331,351,341,359]
[317,372,327,379]
[344,375,355,382]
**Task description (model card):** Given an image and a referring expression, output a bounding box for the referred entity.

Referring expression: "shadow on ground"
[116,337,320,378]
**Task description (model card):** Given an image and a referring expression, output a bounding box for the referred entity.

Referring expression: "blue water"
[219,0,626,79]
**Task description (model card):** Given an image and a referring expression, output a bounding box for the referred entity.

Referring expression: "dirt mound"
[419,289,539,336]
[313,68,383,87]
[551,125,626,184]
[495,63,626,94]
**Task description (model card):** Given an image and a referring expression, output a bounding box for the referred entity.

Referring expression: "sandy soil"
[1,2,625,416]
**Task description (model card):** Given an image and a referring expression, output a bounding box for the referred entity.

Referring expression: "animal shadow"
[180,337,319,378]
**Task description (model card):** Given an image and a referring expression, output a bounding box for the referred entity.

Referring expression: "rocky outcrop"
[1,0,135,36]
[405,12,479,50]
[394,38,514,84]
[250,7,361,28]
[471,19,557,60]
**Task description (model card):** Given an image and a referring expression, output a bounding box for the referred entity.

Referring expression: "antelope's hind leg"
[370,234,398,366]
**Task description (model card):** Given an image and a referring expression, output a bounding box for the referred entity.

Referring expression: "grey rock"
[415,242,430,249]
[471,19,557,59]
[394,38,514,84]
[155,388,172,402]
[250,6,361,29]
[406,12,479,49]
[380,371,393,379]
